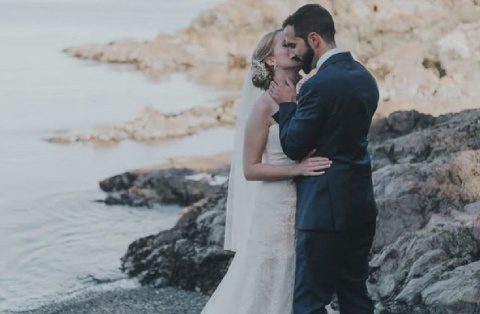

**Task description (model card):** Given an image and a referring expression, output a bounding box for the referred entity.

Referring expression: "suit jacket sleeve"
[273,81,329,161]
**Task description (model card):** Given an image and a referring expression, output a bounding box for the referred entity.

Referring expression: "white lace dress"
[201,123,297,314]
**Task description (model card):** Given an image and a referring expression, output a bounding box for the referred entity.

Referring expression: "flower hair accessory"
[251,59,270,81]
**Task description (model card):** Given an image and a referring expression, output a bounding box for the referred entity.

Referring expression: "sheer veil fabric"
[223,70,263,252]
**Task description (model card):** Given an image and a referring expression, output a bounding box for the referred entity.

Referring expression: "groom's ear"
[307,32,322,50]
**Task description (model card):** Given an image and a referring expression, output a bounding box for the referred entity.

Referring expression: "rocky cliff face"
[117,108,480,313]
[65,0,480,118]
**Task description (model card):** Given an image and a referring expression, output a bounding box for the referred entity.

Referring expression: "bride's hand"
[295,156,332,176]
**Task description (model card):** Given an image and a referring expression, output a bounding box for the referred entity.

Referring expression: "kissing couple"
[202,4,379,314]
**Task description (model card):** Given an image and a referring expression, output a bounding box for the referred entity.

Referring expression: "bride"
[201,29,332,314]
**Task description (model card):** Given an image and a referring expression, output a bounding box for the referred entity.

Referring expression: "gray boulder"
[369,109,480,249]
[368,225,479,313]
[120,183,234,294]
[98,167,226,207]
[117,109,480,312]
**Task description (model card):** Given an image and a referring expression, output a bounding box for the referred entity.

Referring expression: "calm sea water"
[0,0,232,311]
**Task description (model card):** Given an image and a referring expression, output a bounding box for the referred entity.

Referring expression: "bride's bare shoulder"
[251,92,276,118]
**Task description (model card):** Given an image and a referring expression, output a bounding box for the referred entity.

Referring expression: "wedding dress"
[201,123,297,314]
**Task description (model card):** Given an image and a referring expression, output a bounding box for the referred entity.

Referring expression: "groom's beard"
[300,43,315,74]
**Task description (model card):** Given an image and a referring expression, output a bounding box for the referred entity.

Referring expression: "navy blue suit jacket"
[273,52,378,231]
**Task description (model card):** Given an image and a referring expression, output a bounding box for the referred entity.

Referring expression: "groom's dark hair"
[282,4,336,44]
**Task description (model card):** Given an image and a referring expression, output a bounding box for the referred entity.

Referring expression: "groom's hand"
[268,78,296,104]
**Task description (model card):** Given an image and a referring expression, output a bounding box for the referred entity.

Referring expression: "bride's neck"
[273,68,301,86]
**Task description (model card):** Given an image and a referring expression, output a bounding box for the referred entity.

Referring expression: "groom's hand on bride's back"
[268,78,296,104]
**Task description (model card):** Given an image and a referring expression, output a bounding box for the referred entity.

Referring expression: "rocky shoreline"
[46,100,237,144]
[33,1,480,313]
[113,108,480,314]
[64,0,480,118]
[49,0,480,146]
[23,115,480,313]
[48,0,480,147]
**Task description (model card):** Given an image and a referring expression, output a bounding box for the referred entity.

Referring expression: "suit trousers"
[293,221,376,314]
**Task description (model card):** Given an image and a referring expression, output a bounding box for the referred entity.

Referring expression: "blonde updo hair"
[251,29,281,90]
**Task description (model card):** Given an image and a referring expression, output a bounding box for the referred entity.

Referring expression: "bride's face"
[270,32,302,71]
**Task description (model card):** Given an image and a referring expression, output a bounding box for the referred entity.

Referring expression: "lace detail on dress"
[202,123,297,314]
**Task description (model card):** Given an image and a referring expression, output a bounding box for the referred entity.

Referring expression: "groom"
[269,4,378,314]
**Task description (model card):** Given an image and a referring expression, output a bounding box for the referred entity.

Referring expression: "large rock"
[368,224,480,313]
[99,167,228,207]
[120,183,234,294]
[369,109,480,249]
[421,261,480,313]
[368,110,435,143]
[369,109,480,167]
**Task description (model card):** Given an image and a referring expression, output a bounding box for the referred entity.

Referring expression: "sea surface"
[0,0,232,311]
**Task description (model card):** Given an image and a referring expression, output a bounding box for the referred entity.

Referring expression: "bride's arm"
[243,100,331,181]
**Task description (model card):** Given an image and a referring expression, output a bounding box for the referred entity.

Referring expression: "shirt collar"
[315,47,348,71]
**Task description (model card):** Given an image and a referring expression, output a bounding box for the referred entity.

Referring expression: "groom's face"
[283,25,315,74]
